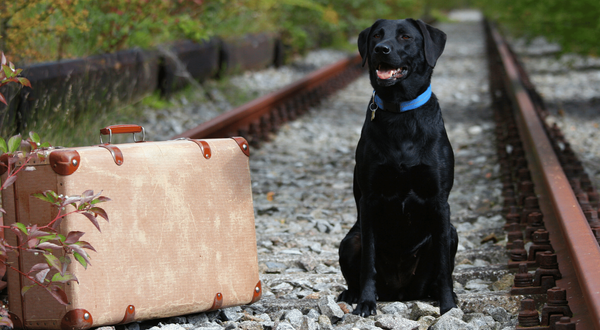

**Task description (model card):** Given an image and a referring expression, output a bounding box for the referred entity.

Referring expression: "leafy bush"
[2,0,435,65]
[476,0,600,55]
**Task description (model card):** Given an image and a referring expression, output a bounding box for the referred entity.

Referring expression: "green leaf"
[13,222,27,235]
[21,284,36,296]
[7,135,21,153]
[32,192,53,204]
[0,138,7,153]
[40,142,51,148]
[37,234,58,243]
[2,65,12,79]
[51,272,78,284]
[29,132,40,143]
[43,254,63,275]
[73,252,88,269]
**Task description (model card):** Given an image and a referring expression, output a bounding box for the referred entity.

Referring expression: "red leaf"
[0,316,13,327]
[28,263,50,273]
[35,268,50,283]
[0,93,6,106]
[9,227,23,241]
[1,53,6,66]
[51,216,65,230]
[47,286,69,306]
[0,207,5,214]
[64,231,85,244]
[1,175,16,190]
[82,212,101,232]
[90,207,109,222]
[75,240,96,252]
[37,242,62,250]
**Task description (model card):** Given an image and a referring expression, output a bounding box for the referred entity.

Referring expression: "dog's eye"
[401,35,411,40]
[373,34,381,39]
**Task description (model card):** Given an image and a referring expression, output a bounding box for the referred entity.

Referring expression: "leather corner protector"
[188,139,211,159]
[98,144,124,166]
[8,312,22,329]
[118,305,135,325]
[60,309,93,330]
[251,281,262,304]
[231,137,250,157]
[210,292,223,311]
[49,150,81,175]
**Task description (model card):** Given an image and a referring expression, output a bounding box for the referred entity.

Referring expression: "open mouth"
[376,64,408,80]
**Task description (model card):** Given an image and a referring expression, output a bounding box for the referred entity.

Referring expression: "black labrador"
[338,18,458,316]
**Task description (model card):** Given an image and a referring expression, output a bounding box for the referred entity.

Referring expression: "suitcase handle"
[100,124,145,144]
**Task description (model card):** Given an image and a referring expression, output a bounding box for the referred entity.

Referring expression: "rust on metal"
[172,54,363,140]
[488,21,600,330]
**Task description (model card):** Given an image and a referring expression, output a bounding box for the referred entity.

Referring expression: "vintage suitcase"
[2,125,261,329]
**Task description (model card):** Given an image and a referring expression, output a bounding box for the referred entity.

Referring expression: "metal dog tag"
[369,101,378,121]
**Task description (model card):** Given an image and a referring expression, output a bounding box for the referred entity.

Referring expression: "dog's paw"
[337,290,359,304]
[352,300,377,317]
[440,293,458,315]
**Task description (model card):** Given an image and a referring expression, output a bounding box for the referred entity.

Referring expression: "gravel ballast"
[95,10,600,330]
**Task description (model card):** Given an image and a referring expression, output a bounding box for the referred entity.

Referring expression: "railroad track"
[122,16,599,330]
[486,20,600,329]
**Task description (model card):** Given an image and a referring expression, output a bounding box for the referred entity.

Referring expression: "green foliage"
[476,0,600,55]
[0,52,31,105]
[0,131,111,325]
[2,0,444,65]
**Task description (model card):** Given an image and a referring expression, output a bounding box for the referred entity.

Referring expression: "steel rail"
[173,54,363,141]
[488,22,600,329]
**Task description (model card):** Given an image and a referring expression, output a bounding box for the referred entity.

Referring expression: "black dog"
[338,18,458,316]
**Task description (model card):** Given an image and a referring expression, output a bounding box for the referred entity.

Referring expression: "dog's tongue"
[377,69,395,80]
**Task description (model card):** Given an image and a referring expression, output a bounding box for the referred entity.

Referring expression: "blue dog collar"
[372,85,432,112]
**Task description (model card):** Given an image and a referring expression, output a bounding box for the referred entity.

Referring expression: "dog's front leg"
[433,201,458,314]
[354,198,378,317]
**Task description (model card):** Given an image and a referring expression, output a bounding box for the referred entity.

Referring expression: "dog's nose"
[374,43,391,54]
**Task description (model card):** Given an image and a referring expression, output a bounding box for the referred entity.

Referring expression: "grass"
[30,73,265,148]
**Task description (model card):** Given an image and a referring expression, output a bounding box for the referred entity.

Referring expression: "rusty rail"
[173,54,364,142]
[487,21,600,329]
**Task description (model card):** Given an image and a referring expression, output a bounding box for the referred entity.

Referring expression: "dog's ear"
[409,19,446,67]
[358,26,371,67]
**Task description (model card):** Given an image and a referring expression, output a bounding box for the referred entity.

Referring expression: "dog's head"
[358,19,446,100]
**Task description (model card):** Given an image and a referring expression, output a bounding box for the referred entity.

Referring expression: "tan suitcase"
[2,125,261,329]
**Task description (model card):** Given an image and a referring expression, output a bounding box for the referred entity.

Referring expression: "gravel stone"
[374,314,419,330]
[284,309,304,328]
[430,308,469,330]
[318,295,345,323]
[409,302,440,321]
[301,316,319,330]
[220,307,243,322]
[380,302,411,318]
[318,314,334,330]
